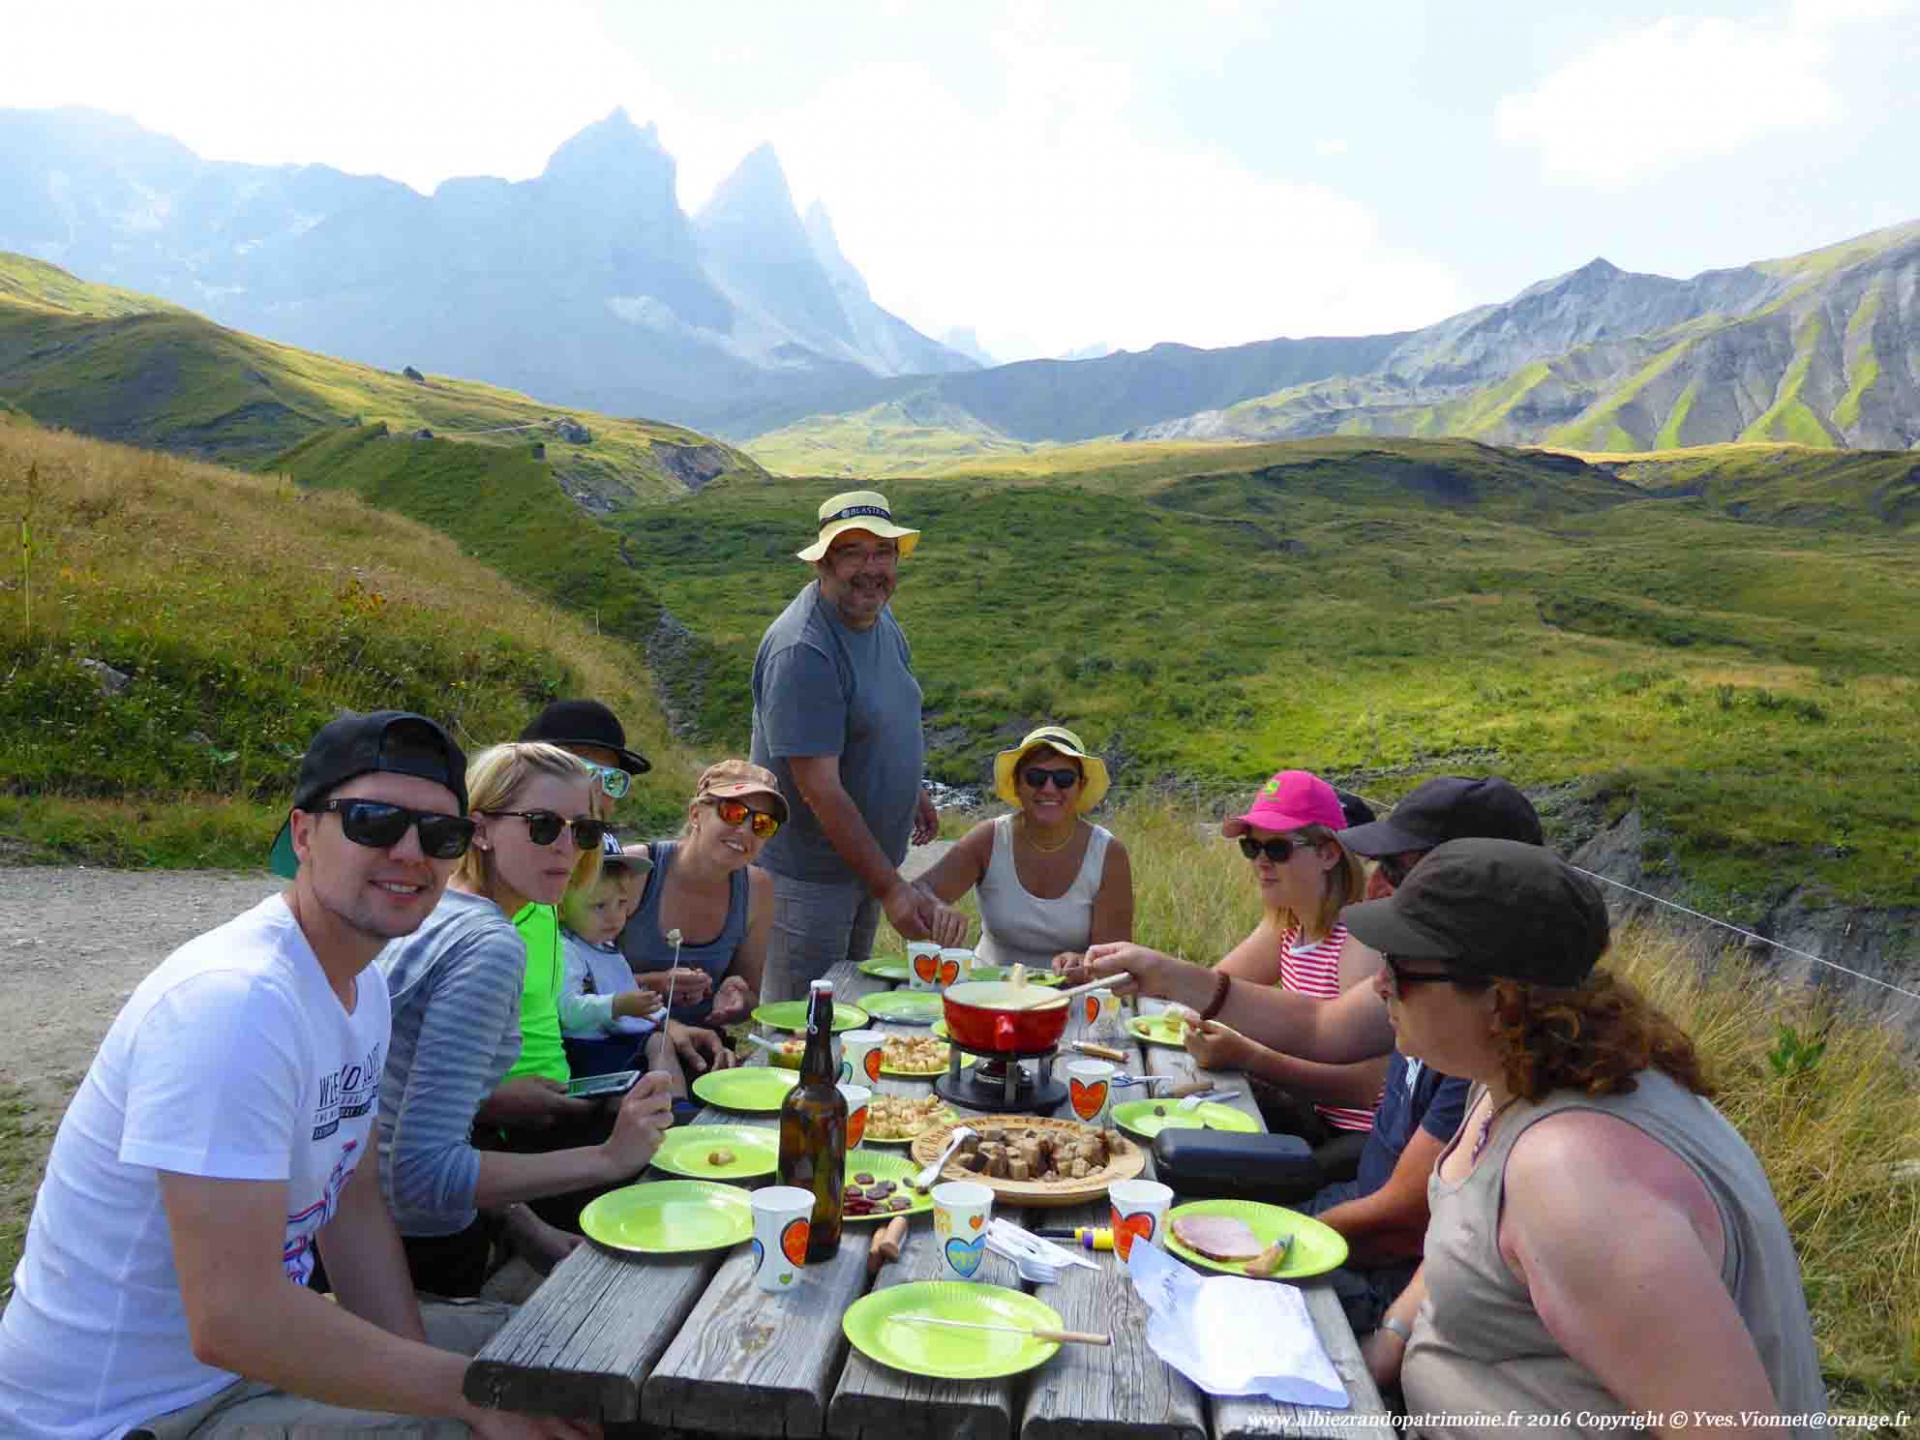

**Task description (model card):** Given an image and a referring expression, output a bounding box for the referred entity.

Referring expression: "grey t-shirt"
[749,580,925,884]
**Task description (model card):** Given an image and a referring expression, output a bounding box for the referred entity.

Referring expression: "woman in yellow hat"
[912,725,1133,969]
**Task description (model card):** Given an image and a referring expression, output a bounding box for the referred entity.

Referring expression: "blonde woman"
[1181,769,1385,1172]
[373,742,673,1296]
[914,725,1133,967]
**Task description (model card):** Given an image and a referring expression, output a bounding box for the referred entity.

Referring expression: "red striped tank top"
[1279,922,1376,1133]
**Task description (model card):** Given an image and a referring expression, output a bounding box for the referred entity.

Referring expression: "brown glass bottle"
[776,978,845,1260]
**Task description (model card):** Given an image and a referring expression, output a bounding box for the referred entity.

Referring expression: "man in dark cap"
[520,697,650,818]
[0,712,583,1438]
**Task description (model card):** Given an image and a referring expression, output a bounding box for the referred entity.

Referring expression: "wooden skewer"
[888,1314,1111,1346]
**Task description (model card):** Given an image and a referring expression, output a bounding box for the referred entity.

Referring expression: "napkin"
[1125,1239,1348,1407]
[985,1218,1099,1272]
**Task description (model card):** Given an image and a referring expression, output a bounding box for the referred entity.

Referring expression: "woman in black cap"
[1344,839,1824,1434]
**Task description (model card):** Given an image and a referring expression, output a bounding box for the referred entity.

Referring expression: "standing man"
[0,711,584,1438]
[750,489,965,999]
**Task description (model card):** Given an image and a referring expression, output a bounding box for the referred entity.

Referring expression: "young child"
[559,840,679,1085]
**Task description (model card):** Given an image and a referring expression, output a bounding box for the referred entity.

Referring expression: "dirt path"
[0,842,955,1118]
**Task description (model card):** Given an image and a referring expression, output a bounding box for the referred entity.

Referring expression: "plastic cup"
[907,941,944,991]
[838,1082,871,1149]
[841,1029,887,1086]
[936,947,973,990]
[1109,1178,1174,1261]
[1066,1059,1115,1127]
[931,1180,994,1280]
[750,1185,815,1292]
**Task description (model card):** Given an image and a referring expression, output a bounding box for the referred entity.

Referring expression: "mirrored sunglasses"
[713,796,780,838]
[584,761,631,800]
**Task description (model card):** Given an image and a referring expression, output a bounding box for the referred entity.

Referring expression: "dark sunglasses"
[482,809,610,849]
[1022,766,1080,792]
[1376,851,1428,889]
[313,799,475,859]
[713,796,780,839]
[1383,954,1486,998]
[1238,834,1316,864]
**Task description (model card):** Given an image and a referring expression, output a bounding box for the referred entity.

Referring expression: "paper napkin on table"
[985,1218,1099,1272]
[1126,1239,1348,1407]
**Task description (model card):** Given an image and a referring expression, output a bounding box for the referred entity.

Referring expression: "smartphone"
[565,1070,641,1099]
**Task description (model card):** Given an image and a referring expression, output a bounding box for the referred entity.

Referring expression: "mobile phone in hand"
[564,1070,641,1099]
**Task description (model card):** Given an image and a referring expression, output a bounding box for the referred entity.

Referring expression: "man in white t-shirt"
[0,711,590,1439]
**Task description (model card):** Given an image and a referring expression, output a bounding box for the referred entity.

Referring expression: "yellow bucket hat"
[796,489,921,563]
[992,725,1111,813]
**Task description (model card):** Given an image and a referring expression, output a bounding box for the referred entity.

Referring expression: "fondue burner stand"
[934,1037,1069,1115]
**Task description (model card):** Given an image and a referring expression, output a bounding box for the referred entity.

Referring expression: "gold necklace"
[1021,817,1077,854]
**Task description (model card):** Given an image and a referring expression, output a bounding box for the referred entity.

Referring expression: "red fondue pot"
[941,980,1069,1053]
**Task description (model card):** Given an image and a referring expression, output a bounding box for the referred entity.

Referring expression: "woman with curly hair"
[1343,838,1824,1435]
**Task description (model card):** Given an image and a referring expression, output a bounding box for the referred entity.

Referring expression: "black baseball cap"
[519,699,650,775]
[1335,789,1376,829]
[1342,837,1609,987]
[1338,776,1542,857]
[269,711,468,877]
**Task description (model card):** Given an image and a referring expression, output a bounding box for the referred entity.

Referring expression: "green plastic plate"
[965,965,1066,986]
[843,1149,934,1222]
[843,1281,1063,1379]
[859,957,911,981]
[1162,1198,1349,1281]
[648,1123,780,1180]
[752,1000,871,1034]
[1128,1013,1191,1048]
[579,1180,754,1254]
[931,1018,951,1040]
[691,1066,798,1113]
[861,990,945,1024]
[1111,1098,1260,1141]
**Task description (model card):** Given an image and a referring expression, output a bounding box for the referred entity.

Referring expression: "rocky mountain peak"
[540,108,672,189]
[696,144,808,249]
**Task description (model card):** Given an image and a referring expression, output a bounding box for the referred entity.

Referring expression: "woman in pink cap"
[1185,769,1384,1172]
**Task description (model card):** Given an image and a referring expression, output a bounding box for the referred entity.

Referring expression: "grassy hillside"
[620,438,1915,924]
[1562,443,1920,528]
[745,397,1041,476]
[0,416,696,865]
[0,252,765,500]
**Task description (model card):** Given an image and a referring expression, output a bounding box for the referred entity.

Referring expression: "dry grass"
[1103,798,1919,1412]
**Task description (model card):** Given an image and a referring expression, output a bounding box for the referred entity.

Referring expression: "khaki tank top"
[1403,1069,1825,1436]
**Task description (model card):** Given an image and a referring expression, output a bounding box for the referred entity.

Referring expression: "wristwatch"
[1378,1316,1413,1344]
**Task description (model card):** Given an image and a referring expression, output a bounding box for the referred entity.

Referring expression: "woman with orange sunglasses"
[618,760,785,1045]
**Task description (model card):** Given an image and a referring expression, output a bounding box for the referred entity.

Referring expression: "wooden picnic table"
[467,960,1391,1438]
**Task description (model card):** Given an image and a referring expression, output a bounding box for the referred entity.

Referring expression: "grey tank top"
[616,840,749,1026]
[975,815,1112,970]
[1404,1068,1826,1435]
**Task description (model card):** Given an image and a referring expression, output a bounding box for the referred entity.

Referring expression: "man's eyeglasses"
[1382,954,1486,999]
[1022,766,1080,792]
[1376,851,1427,889]
[825,542,898,568]
[1238,834,1316,864]
[311,799,475,859]
[713,796,781,839]
[584,761,631,800]
[481,809,610,850]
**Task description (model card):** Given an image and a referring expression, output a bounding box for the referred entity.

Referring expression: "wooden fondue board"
[908,1114,1146,1209]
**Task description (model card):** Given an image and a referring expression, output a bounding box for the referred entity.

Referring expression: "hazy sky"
[6,0,1916,361]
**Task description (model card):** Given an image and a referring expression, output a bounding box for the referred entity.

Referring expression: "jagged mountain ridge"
[0,106,975,433]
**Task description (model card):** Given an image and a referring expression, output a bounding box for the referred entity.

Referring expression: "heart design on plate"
[1069,1077,1109,1120]
[847,1108,867,1148]
[862,1048,883,1082]
[780,1216,810,1267]
[937,957,960,986]
[913,952,939,981]
[1110,1206,1156,1258]
[944,1234,986,1277]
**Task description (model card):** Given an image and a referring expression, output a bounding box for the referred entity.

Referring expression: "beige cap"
[694,758,790,824]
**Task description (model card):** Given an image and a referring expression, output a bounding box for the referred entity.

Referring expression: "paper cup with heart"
[931,1180,994,1281]
[1066,1059,1114,1127]
[837,1082,871,1149]
[1109,1178,1173,1261]
[750,1185,816,1292]
[841,1029,887,1086]
[1079,987,1117,1037]
[907,941,944,992]
[936,946,972,989]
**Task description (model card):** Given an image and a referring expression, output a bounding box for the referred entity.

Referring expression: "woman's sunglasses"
[1022,766,1080,792]
[584,761,631,800]
[1382,954,1487,999]
[713,796,781,839]
[1238,834,1316,864]
[482,809,610,849]
[313,799,475,859]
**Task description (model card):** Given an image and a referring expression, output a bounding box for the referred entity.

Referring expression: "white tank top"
[975,814,1113,969]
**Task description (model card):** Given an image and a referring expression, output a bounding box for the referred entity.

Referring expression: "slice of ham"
[1171,1214,1265,1260]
